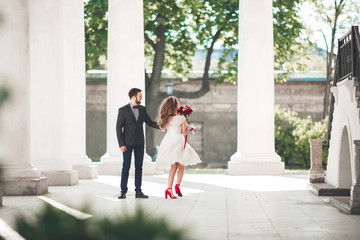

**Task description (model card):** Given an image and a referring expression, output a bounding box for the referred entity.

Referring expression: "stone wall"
[86,79,326,166]
[275,81,326,121]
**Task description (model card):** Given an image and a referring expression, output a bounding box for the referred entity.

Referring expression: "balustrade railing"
[327,26,360,143]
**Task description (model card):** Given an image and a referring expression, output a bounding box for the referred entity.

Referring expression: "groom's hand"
[120,146,127,152]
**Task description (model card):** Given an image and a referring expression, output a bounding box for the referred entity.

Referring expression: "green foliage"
[84,0,308,84]
[16,204,189,240]
[0,87,9,108]
[16,204,90,240]
[197,0,310,85]
[93,209,188,240]
[275,106,328,168]
[144,0,197,80]
[273,0,311,74]
[191,0,239,85]
[84,0,108,70]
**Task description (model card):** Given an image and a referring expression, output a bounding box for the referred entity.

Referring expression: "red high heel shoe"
[175,184,183,197]
[165,188,177,199]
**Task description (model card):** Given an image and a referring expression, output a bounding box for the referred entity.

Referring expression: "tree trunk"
[172,29,222,98]
[323,58,332,118]
[145,20,167,156]
[323,4,341,119]
[145,27,222,156]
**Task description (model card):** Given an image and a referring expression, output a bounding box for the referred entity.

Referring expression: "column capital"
[309,139,323,145]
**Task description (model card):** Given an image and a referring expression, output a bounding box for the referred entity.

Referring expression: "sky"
[299,0,360,52]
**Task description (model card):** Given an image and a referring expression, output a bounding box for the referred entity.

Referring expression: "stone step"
[330,197,360,215]
[308,183,350,196]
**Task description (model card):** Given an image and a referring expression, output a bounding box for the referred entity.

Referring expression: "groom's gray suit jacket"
[116,103,159,147]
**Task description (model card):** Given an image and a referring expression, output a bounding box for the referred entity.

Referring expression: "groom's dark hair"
[128,88,142,99]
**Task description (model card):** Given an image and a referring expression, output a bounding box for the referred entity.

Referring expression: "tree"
[273,0,310,77]
[191,0,309,85]
[84,0,108,70]
[190,0,239,86]
[309,0,358,118]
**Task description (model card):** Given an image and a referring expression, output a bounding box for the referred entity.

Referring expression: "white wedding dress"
[155,115,201,170]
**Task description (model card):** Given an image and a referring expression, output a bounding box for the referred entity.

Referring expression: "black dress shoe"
[118,192,126,199]
[135,192,149,199]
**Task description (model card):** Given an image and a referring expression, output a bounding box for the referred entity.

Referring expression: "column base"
[41,171,78,186]
[351,184,360,209]
[309,170,325,183]
[0,177,48,196]
[97,153,163,175]
[228,152,284,175]
[143,154,164,176]
[94,162,121,175]
[72,164,98,179]
[96,153,122,175]
[97,153,121,175]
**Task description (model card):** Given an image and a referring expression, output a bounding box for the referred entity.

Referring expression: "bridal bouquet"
[178,105,195,148]
[177,105,193,119]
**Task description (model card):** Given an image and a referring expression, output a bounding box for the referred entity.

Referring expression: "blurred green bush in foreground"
[16,204,190,240]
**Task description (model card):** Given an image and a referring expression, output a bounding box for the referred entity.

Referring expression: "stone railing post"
[309,139,325,183]
[350,140,360,209]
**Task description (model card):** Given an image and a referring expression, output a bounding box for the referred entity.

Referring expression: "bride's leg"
[168,164,178,196]
[176,164,185,185]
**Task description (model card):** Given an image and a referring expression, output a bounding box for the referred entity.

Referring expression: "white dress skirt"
[155,115,201,170]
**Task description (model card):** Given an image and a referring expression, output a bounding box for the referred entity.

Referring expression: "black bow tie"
[133,105,139,109]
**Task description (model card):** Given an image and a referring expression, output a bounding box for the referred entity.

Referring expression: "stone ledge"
[330,197,360,215]
[94,161,163,176]
[308,183,350,196]
[228,161,284,176]
[0,177,48,196]
[72,164,98,179]
[41,171,79,186]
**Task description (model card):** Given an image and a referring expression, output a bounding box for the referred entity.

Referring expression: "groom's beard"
[136,97,141,105]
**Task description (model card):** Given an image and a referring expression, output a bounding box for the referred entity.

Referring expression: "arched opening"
[339,126,352,188]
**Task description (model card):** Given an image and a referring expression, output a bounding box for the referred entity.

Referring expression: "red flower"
[178,105,193,119]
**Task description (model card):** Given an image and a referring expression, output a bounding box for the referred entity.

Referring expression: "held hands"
[120,146,127,152]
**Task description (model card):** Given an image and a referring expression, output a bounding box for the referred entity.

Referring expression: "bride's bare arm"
[181,121,187,135]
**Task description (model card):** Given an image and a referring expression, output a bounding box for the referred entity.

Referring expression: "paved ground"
[1,172,360,240]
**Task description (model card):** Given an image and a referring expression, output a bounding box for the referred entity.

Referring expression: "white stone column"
[351,140,360,210]
[0,0,47,195]
[62,0,97,179]
[98,0,160,175]
[309,139,325,183]
[29,0,78,185]
[228,0,284,175]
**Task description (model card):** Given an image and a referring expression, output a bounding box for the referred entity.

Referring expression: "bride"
[156,96,201,199]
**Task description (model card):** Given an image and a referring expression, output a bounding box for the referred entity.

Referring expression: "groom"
[116,88,159,199]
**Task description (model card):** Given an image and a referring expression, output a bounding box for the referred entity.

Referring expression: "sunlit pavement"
[1,172,360,240]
